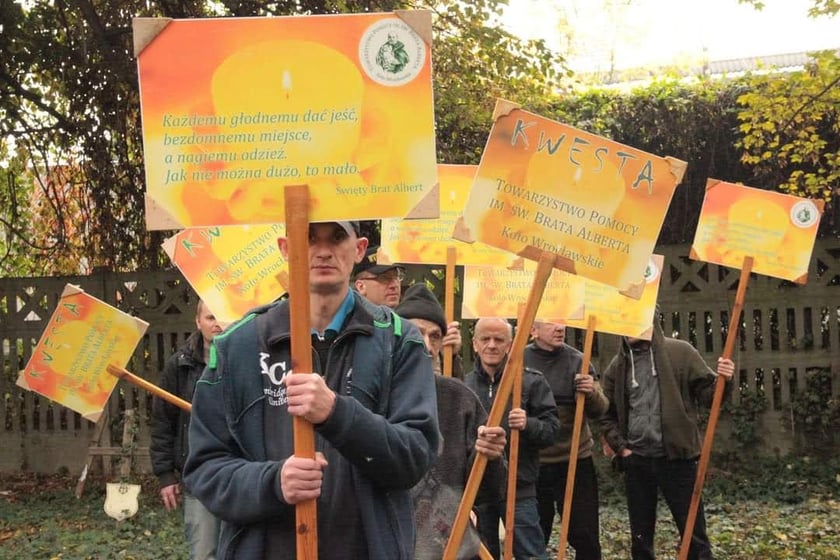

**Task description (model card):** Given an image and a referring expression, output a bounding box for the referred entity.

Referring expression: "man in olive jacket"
[599,321,735,560]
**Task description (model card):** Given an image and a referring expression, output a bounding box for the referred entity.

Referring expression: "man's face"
[531,321,566,351]
[354,267,404,308]
[278,223,367,296]
[473,318,512,370]
[195,301,224,345]
[408,318,443,360]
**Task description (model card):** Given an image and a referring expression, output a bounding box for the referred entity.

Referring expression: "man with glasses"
[352,247,406,308]
[353,247,466,377]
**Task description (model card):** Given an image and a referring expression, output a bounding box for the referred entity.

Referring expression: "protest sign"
[690,180,822,283]
[380,164,519,267]
[135,11,438,229]
[163,224,287,323]
[17,285,148,422]
[454,100,684,297]
[461,265,584,322]
[564,254,664,340]
[680,181,823,558]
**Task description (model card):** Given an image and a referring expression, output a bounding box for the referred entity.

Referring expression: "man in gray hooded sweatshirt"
[599,319,734,560]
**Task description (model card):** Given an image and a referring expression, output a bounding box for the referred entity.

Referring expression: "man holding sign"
[466,318,560,560]
[599,318,735,560]
[183,221,439,560]
[395,284,508,559]
[525,321,607,560]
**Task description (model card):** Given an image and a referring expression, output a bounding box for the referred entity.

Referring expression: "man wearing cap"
[395,284,508,559]
[354,247,465,377]
[184,221,440,560]
[352,246,406,309]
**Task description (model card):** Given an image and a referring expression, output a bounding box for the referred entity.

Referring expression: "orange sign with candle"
[163,224,288,324]
[461,265,585,323]
[454,100,684,297]
[565,254,664,340]
[135,11,438,229]
[17,285,148,422]
[379,164,520,267]
[690,180,822,283]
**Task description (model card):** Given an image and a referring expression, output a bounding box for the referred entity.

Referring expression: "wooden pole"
[677,256,752,560]
[284,185,319,560]
[76,407,110,498]
[444,252,557,560]
[443,246,456,377]
[503,304,527,559]
[556,315,596,560]
[106,364,190,412]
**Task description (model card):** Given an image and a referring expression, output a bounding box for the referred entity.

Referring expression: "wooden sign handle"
[443,252,557,559]
[503,303,527,560]
[443,246,456,377]
[107,364,191,412]
[285,185,319,560]
[556,315,596,560]
[678,256,752,560]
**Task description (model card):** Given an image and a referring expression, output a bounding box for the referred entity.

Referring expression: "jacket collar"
[474,355,508,384]
[264,293,376,346]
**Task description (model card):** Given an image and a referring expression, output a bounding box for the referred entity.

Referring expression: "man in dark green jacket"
[599,321,735,560]
[183,221,439,560]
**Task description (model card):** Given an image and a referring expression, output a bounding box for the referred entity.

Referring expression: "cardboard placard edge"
[133,17,173,58]
[394,9,432,45]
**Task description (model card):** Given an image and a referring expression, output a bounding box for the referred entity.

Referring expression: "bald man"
[465,318,560,560]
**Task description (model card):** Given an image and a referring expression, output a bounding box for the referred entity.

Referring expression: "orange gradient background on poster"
[163,224,289,324]
[456,101,684,296]
[17,286,148,422]
[137,12,437,229]
[564,254,664,340]
[461,265,584,323]
[690,180,822,283]
[379,165,519,267]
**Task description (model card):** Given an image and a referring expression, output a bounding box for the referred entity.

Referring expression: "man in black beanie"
[396,284,449,373]
[396,283,507,559]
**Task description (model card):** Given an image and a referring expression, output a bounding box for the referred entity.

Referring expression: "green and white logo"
[359,18,425,86]
[789,199,819,228]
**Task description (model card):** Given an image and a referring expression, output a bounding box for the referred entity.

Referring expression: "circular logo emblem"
[359,18,426,86]
[789,200,819,228]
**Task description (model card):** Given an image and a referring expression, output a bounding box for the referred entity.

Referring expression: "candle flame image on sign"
[136,11,438,230]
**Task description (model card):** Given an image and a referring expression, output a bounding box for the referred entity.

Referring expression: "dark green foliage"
[786,367,840,455]
[0,474,188,559]
[725,388,769,451]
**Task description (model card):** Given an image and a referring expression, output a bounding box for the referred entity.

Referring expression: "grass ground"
[1,455,838,559]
